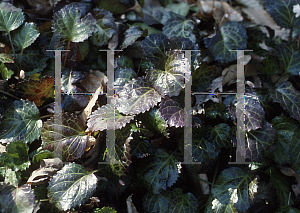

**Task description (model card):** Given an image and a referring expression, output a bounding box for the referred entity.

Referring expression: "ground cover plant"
[0,0,300,212]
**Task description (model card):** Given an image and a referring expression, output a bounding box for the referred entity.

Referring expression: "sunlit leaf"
[0,184,35,213]
[0,62,13,80]
[0,167,21,187]
[90,8,116,46]
[245,120,276,162]
[204,21,247,63]
[116,76,162,115]
[17,76,54,107]
[270,81,300,120]
[0,2,24,33]
[47,163,98,211]
[120,26,145,49]
[52,4,96,42]
[0,53,13,63]
[114,67,137,94]
[13,22,40,50]
[0,99,42,144]
[87,103,134,132]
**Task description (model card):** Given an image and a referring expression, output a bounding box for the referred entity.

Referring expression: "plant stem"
[0,89,20,99]
[63,40,71,71]
[39,114,52,119]
[289,26,294,45]
[19,48,24,71]
[7,32,20,77]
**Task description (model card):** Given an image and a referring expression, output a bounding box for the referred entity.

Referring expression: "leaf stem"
[63,40,71,71]
[0,89,20,99]
[289,26,294,45]
[7,32,20,77]
[39,114,52,119]
[20,48,24,71]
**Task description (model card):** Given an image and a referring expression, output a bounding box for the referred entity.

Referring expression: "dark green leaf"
[166,2,190,16]
[142,191,171,213]
[210,167,253,212]
[41,113,88,161]
[114,67,137,94]
[146,109,168,137]
[266,0,300,28]
[207,123,231,148]
[245,120,276,162]
[276,205,300,213]
[276,44,300,75]
[291,130,300,173]
[87,103,134,132]
[0,2,24,33]
[0,99,42,144]
[142,6,170,25]
[47,163,98,211]
[91,8,117,46]
[0,184,35,213]
[162,17,196,43]
[129,132,153,158]
[270,81,300,120]
[169,188,198,213]
[204,21,248,63]
[147,52,190,97]
[120,26,144,49]
[116,76,162,115]
[13,22,39,50]
[143,149,179,194]
[52,4,96,42]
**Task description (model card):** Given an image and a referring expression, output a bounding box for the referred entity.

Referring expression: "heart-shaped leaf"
[47,163,98,211]
[245,120,276,162]
[87,103,134,132]
[207,123,231,148]
[143,149,179,194]
[0,184,35,213]
[266,0,300,28]
[17,76,54,107]
[270,81,300,120]
[204,21,248,63]
[147,52,190,97]
[41,113,88,161]
[276,44,300,75]
[52,4,96,42]
[90,8,117,46]
[0,2,24,33]
[120,26,145,49]
[229,93,265,132]
[0,99,42,144]
[13,22,40,50]
[116,76,162,115]
[162,15,196,43]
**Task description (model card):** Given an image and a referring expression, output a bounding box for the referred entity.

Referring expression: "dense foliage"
[0,0,300,212]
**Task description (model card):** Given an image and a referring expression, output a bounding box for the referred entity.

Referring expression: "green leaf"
[0,141,30,171]
[52,4,96,42]
[114,67,137,94]
[32,150,54,165]
[245,120,276,162]
[204,21,248,63]
[229,93,265,132]
[146,109,168,137]
[0,167,21,187]
[0,99,42,144]
[141,34,170,64]
[207,123,231,148]
[268,166,294,206]
[270,81,300,120]
[41,113,88,161]
[13,22,39,50]
[129,132,153,158]
[147,52,190,97]
[291,130,300,173]
[0,62,13,80]
[192,64,217,92]
[210,167,253,212]
[0,2,24,33]
[266,0,300,28]
[276,44,300,75]
[87,103,134,132]
[169,188,198,213]
[142,191,171,213]
[271,115,299,165]
[93,207,117,213]
[47,163,98,211]
[116,76,162,115]
[120,26,144,49]
[91,8,116,47]
[162,16,196,43]
[142,6,170,25]
[143,149,179,194]
[131,22,162,34]
[166,2,190,17]
[0,54,13,63]
[0,184,35,213]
